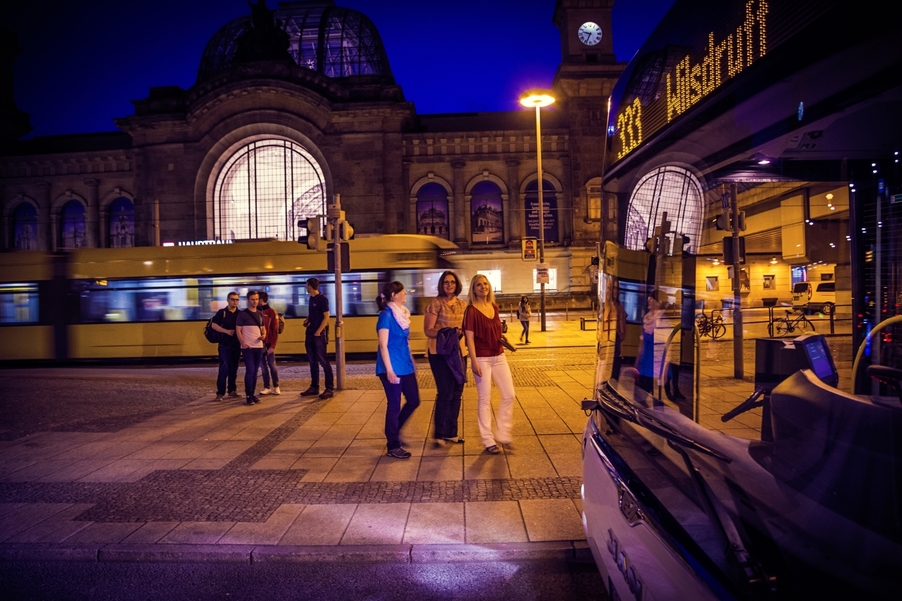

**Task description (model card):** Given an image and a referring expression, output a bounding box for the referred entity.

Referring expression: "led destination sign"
[612,0,792,161]
[616,0,769,160]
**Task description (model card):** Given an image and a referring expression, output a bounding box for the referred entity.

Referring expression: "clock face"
[578,22,602,46]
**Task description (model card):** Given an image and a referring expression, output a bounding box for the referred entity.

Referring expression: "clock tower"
[553,0,616,65]
[551,0,626,245]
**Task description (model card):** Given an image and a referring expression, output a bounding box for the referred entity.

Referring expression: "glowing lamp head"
[520,90,555,108]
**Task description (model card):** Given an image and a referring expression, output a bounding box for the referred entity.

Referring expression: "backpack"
[204,310,222,344]
[277,313,285,334]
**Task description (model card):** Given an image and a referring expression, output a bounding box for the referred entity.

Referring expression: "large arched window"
[213,139,325,241]
[416,182,449,239]
[524,179,559,243]
[13,203,38,251]
[470,181,504,244]
[625,166,703,255]
[108,197,134,248]
[60,200,86,249]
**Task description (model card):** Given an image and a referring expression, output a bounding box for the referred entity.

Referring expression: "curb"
[0,541,594,565]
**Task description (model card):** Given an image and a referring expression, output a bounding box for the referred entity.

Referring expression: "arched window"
[213,139,325,241]
[13,203,38,251]
[108,197,134,248]
[416,182,449,239]
[60,200,86,249]
[625,166,703,255]
[524,179,559,243]
[470,181,504,244]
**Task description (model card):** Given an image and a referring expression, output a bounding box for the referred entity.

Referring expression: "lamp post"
[520,90,555,332]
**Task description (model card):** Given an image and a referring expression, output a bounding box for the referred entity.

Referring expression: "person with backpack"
[517,296,532,344]
[211,291,241,402]
[258,291,280,396]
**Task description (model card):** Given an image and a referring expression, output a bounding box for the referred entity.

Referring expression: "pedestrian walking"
[517,295,532,344]
[211,291,241,401]
[236,289,266,406]
[423,270,467,445]
[463,274,516,454]
[258,291,280,395]
[376,281,421,459]
[299,278,334,400]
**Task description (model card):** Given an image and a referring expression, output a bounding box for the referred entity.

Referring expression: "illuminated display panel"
[608,0,837,162]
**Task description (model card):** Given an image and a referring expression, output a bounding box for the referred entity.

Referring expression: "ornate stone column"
[451,160,466,247]
[84,178,99,247]
[37,181,51,252]
[506,159,521,241]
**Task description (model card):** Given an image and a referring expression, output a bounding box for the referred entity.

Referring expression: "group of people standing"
[211,278,333,406]
[209,272,525,462]
[376,271,519,459]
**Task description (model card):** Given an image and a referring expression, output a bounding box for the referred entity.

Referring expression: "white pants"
[473,354,515,447]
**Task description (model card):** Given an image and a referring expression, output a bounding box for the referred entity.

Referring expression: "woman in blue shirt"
[376,281,421,459]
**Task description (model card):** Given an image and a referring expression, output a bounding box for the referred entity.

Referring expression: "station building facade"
[0,0,626,304]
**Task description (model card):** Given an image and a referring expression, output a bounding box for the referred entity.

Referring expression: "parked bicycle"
[769,309,816,337]
[695,309,726,339]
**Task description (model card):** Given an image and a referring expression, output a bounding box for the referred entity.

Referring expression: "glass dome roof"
[197,1,394,84]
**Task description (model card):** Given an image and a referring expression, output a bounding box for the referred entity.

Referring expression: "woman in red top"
[462,274,516,454]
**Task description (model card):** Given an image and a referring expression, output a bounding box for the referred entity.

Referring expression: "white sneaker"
[260,388,272,395]
[273,386,281,395]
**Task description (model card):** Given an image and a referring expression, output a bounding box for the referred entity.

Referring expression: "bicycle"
[695,309,726,339]
[769,309,816,337]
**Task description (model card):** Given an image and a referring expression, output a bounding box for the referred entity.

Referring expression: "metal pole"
[535,105,547,332]
[332,194,345,389]
[730,183,743,379]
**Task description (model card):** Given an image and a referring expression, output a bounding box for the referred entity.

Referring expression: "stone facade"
[1,0,625,298]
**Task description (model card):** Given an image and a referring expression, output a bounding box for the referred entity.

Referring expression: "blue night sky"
[5,0,674,139]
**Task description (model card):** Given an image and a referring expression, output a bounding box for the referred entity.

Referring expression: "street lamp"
[520,90,555,332]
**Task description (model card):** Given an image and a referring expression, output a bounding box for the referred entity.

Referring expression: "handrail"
[851,315,902,394]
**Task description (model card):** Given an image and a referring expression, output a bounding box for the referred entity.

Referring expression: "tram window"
[0,283,39,324]
[74,269,434,324]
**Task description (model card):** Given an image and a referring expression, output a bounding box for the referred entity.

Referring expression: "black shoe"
[227,391,239,398]
[300,387,319,397]
[245,397,254,406]
[386,447,412,460]
[442,437,465,444]
[319,389,334,400]
[252,395,261,404]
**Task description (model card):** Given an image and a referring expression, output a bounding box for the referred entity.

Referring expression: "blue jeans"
[428,353,465,439]
[261,347,278,388]
[242,346,264,398]
[306,333,333,390]
[216,344,240,395]
[379,373,420,450]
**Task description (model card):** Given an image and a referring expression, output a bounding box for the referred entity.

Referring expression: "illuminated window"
[470,181,504,245]
[12,203,38,251]
[524,179,558,243]
[586,178,601,221]
[475,270,502,294]
[60,200,86,249]
[213,139,325,242]
[416,182,449,239]
[625,166,703,255]
[108,197,134,248]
